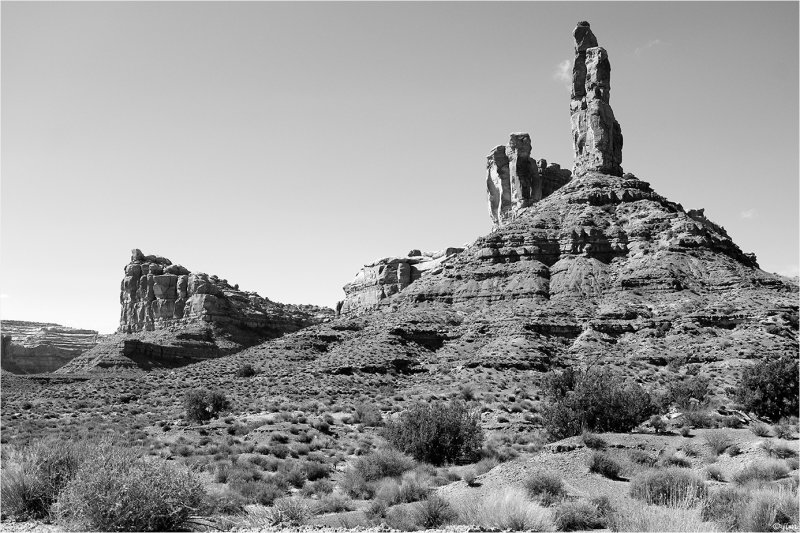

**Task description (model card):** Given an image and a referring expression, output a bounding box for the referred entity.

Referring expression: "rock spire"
[487,133,571,228]
[570,21,623,177]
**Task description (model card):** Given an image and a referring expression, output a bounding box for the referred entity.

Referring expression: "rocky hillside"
[1,321,98,374]
[55,250,333,373]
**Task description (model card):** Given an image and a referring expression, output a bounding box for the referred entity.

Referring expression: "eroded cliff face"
[1,321,98,374]
[120,249,331,334]
[340,248,464,317]
[487,135,572,228]
[55,250,333,374]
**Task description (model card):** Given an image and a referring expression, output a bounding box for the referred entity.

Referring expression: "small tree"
[541,367,655,440]
[184,390,230,423]
[736,355,799,422]
[382,400,483,466]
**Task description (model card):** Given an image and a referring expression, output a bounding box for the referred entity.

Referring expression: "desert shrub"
[662,375,711,409]
[740,487,800,532]
[553,499,605,531]
[611,498,716,532]
[474,456,500,474]
[588,451,622,479]
[352,402,383,427]
[659,453,692,468]
[629,468,707,506]
[524,470,566,505]
[416,494,456,528]
[235,364,257,378]
[302,460,330,481]
[582,431,607,449]
[682,408,714,428]
[385,505,421,531]
[364,498,389,520]
[54,443,204,531]
[704,432,734,456]
[774,421,795,440]
[313,493,354,514]
[736,355,799,422]
[453,487,553,531]
[201,489,246,516]
[232,478,285,505]
[339,469,372,500]
[706,465,725,482]
[267,497,310,526]
[0,439,91,521]
[300,479,333,498]
[461,468,477,486]
[628,449,657,467]
[761,440,799,459]
[541,367,655,440]
[184,390,230,423]
[750,421,774,437]
[382,400,483,466]
[649,414,667,434]
[732,460,790,485]
[701,485,750,529]
[351,448,416,482]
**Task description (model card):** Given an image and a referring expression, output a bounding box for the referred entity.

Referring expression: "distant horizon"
[2,2,798,334]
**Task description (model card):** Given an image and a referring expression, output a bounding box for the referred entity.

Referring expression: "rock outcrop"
[55,250,333,373]
[487,135,572,227]
[570,21,623,177]
[0,321,98,374]
[341,248,464,316]
[120,249,330,334]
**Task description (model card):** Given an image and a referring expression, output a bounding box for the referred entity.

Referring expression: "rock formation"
[341,248,464,316]
[55,250,333,373]
[0,321,98,374]
[120,249,330,334]
[570,21,623,177]
[487,135,572,228]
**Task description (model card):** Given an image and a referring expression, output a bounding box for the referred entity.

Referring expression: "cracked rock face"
[570,22,623,177]
[120,249,332,334]
[487,135,571,228]
[340,248,464,316]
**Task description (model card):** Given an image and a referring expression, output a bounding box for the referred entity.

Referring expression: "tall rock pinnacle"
[570,21,623,177]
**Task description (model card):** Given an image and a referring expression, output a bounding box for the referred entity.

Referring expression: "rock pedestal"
[570,21,623,177]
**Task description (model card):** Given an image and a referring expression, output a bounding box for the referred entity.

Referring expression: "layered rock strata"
[570,21,623,177]
[120,249,331,334]
[487,136,572,227]
[0,321,98,374]
[341,248,464,316]
[55,250,333,373]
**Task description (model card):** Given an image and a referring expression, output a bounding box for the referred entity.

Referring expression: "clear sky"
[2,1,798,334]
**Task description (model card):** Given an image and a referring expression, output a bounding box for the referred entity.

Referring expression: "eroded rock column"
[570,21,623,177]
[487,145,511,228]
[506,133,540,208]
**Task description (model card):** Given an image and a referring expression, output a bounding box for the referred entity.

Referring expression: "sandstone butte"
[27,21,800,379]
[53,250,334,373]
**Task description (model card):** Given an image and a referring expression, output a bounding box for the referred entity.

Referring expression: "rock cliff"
[56,250,333,373]
[1,321,98,374]
[340,248,464,317]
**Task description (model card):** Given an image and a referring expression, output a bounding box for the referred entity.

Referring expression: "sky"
[2,1,798,334]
